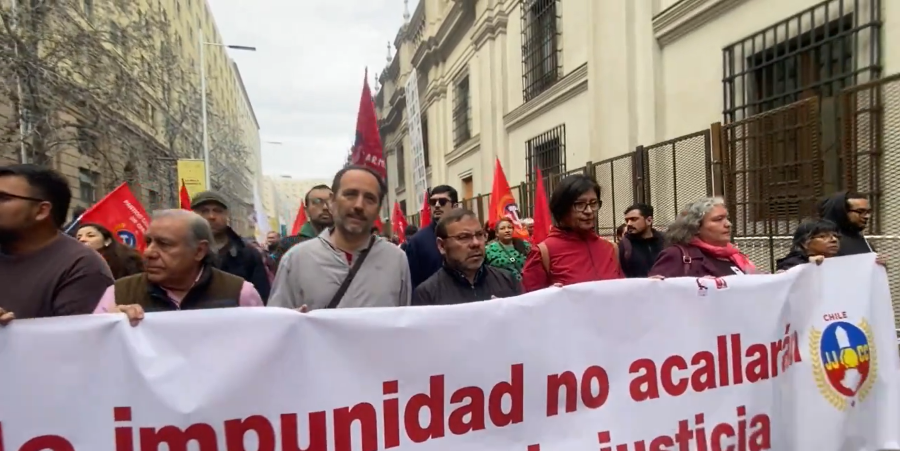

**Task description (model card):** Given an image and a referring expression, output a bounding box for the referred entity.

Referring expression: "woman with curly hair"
[649,196,756,277]
[75,223,143,280]
[485,217,531,280]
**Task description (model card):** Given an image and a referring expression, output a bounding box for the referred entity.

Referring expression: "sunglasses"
[429,198,454,207]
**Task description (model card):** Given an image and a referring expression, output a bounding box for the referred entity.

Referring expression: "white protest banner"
[0,254,898,451]
[404,69,427,197]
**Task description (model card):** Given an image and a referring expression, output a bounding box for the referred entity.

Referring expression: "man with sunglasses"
[405,185,459,290]
[0,165,113,324]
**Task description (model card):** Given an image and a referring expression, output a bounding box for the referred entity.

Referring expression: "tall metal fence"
[407,129,715,242]
[840,74,900,318]
[402,74,897,321]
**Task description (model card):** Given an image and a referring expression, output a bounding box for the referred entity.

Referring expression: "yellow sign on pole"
[176,159,207,199]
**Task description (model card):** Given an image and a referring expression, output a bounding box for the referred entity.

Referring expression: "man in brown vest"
[93,209,263,325]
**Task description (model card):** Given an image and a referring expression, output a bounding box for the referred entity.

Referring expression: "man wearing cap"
[191,190,271,303]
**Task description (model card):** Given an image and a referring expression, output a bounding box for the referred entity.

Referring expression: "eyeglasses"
[0,191,44,203]
[446,231,487,244]
[573,200,602,212]
[308,198,330,206]
[848,208,872,216]
[429,198,455,207]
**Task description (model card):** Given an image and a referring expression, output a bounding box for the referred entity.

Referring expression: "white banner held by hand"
[0,254,897,451]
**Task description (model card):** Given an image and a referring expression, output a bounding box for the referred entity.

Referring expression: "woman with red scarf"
[649,197,757,278]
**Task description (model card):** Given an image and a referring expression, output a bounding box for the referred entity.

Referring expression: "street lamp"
[199,28,256,190]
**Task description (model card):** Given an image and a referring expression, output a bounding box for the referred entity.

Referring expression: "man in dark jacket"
[192,191,271,303]
[272,184,333,265]
[619,203,665,278]
[399,224,418,252]
[412,209,521,305]
[817,191,875,256]
[406,185,458,290]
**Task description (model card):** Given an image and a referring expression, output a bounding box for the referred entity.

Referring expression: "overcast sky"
[208,0,416,180]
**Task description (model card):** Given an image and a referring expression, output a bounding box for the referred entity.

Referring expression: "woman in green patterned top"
[485,218,531,280]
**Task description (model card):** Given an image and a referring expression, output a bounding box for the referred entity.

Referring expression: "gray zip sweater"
[269,229,411,310]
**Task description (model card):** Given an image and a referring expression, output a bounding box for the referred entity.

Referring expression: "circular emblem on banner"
[809,319,877,410]
[116,230,137,248]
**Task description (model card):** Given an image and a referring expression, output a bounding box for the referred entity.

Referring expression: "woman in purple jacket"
[649,196,757,278]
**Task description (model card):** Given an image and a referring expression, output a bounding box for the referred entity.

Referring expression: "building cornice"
[471,0,515,50]
[504,63,588,132]
[411,0,472,71]
[652,0,748,46]
[445,135,480,166]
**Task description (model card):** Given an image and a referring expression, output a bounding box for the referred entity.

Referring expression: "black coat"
[412,264,521,306]
[818,192,875,256]
[217,228,271,303]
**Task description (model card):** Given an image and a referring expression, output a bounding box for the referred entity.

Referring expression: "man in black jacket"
[412,209,520,305]
[192,191,271,303]
[818,191,875,256]
[619,203,665,278]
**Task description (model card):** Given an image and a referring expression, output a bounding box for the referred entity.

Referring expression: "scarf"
[689,238,756,274]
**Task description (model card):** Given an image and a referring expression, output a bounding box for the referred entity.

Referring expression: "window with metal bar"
[722,0,880,222]
[521,0,561,102]
[452,76,471,147]
[526,125,566,194]
[396,144,406,189]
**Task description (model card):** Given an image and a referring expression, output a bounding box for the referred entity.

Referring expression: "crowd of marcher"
[0,163,883,326]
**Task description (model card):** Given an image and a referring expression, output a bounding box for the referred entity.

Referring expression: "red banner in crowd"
[532,167,552,244]
[290,202,307,236]
[488,159,529,239]
[419,189,431,228]
[80,183,150,252]
[179,179,191,210]
[392,201,408,243]
[350,68,386,179]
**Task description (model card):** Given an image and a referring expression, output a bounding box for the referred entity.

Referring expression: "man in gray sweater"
[268,166,411,311]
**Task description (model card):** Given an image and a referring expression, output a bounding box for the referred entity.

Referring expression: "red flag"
[488,158,529,238]
[392,201,409,243]
[350,68,386,179]
[179,179,191,210]
[290,202,307,236]
[80,183,150,252]
[374,216,383,233]
[532,167,552,244]
[419,189,431,227]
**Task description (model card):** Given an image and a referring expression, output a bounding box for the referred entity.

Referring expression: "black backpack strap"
[327,235,377,309]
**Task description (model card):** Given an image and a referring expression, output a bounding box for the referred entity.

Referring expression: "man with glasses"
[818,191,878,257]
[0,165,113,324]
[412,209,520,305]
[405,185,459,290]
[272,184,334,266]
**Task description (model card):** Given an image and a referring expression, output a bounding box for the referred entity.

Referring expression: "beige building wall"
[377,0,900,216]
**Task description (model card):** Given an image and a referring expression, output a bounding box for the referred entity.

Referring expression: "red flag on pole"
[392,201,409,243]
[80,183,150,252]
[350,68,386,179]
[419,189,431,228]
[179,179,191,210]
[487,158,529,238]
[290,202,307,236]
[532,167,552,244]
[373,216,383,233]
